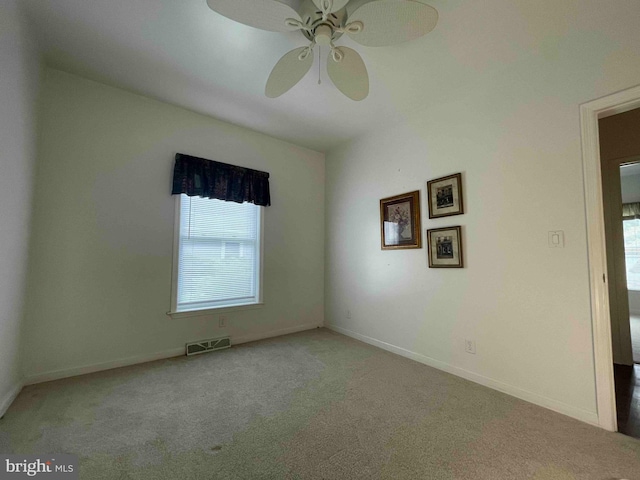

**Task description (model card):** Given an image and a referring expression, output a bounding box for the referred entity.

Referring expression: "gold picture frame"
[380,191,422,250]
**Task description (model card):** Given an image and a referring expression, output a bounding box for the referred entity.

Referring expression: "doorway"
[599,108,640,438]
[581,84,640,433]
[620,161,640,365]
[610,158,640,438]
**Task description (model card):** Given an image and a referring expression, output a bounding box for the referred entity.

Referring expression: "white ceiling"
[21,0,626,152]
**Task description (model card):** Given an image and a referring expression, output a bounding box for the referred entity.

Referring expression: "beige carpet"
[1,328,640,479]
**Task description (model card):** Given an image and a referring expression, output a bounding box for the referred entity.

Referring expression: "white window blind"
[175,194,261,311]
[623,218,640,291]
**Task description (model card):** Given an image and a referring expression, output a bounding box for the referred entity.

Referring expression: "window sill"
[167,302,264,319]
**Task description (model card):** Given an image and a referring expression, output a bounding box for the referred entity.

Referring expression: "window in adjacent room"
[623,217,640,291]
[171,194,262,313]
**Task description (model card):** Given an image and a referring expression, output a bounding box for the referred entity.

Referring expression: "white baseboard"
[24,323,322,386]
[24,348,186,385]
[326,324,600,427]
[0,382,23,418]
[232,323,322,346]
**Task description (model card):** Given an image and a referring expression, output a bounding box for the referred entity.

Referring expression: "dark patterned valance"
[171,153,271,207]
[623,202,640,220]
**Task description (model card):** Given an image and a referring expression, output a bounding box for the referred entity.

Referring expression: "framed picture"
[427,226,463,268]
[380,190,422,250]
[427,173,464,219]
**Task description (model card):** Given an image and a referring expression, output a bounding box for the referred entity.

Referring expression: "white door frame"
[581,84,640,432]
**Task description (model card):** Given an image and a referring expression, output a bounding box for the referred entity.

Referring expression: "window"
[172,194,262,313]
[623,218,640,291]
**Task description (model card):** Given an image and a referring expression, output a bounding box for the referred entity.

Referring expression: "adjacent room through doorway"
[615,160,640,439]
[621,161,640,364]
[599,108,640,439]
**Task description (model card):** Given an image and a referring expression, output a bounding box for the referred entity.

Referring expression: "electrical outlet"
[346,310,351,319]
[219,316,227,328]
[465,340,476,354]
[548,230,564,248]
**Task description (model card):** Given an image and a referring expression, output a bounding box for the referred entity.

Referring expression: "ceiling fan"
[206,0,438,101]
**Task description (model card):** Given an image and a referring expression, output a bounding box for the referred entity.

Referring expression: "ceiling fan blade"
[326,47,369,101]
[206,0,302,32]
[265,47,314,98]
[311,0,350,13]
[347,0,438,46]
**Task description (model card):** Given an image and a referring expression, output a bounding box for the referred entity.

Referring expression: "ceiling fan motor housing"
[314,24,333,45]
[299,0,346,43]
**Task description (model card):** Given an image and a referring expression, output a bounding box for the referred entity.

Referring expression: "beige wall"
[22,69,325,381]
[325,1,640,424]
[0,0,41,414]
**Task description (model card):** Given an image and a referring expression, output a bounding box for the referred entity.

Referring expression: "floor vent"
[186,337,231,356]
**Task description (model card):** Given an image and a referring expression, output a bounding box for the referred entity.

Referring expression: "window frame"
[168,195,264,319]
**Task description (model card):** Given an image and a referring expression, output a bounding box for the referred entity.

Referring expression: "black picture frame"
[427,173,464,219]
[427,226,463,268]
